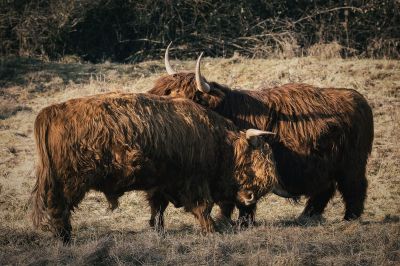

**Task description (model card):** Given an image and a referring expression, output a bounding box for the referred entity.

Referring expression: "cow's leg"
[56,179,87,243]
[237,204,257,227]
[216,202,235,225]
[146,190,169,231]
[337,168,368,220]
[49,206,72,244]
[299,183,335,220]
[191,202,215,234]
[42,183,73,243]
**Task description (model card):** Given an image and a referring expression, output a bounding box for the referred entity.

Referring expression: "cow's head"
[233,129,278,206]
[149,44,228,109]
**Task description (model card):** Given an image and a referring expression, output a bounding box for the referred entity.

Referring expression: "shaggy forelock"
[233,134,278,197]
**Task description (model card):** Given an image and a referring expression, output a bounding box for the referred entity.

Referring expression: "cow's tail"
[31,109,56,231]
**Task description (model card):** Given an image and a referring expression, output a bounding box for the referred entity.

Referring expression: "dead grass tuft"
[307,42,343,59]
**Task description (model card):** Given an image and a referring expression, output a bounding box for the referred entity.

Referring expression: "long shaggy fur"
[32,92,278,241]
[32,112,57,231]
[150,73,374,220]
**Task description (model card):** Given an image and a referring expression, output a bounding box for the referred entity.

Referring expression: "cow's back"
[41,93,237,191]
[216,84,373,195]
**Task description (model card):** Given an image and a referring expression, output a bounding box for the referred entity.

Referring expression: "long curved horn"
[246,129,275,140]
[195,52,211,93]
[165,42,176,75]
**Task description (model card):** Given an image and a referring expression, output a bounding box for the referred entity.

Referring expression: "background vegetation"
[1,0,399,62]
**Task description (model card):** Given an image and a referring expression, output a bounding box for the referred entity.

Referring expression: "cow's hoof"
[215,217,234,232]
[60,231,71,245]
[235,219,258,230]
[296,214,325,226]
[216,216,234,226]
[344,213,360,221]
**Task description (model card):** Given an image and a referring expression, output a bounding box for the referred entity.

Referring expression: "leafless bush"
[367,38,400,59]
[0,0,398,61]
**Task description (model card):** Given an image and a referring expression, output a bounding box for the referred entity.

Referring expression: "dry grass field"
[0,55,399,265]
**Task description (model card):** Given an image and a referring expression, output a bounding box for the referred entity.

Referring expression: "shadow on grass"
[0,56,163,88]
[0,226,51,247]
[2,216,398,247]
[265,214,400,228]
[0,104,32,120]
[1,57,92,87]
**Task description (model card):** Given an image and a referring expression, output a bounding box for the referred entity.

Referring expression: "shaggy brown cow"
[148,46,374,224]
[31,92,278,242]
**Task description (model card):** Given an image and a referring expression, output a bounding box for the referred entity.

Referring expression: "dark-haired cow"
[148,45,374,224]
[32,92,278,242]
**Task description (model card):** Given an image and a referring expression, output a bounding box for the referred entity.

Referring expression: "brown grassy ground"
[0,56,399,265]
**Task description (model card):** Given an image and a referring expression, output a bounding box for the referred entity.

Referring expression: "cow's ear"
[248,135,261,147]
[210,85,225,98]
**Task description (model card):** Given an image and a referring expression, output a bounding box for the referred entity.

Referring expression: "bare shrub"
[238,32,300,59]
[367,38,400,59]
[1,1,399,61]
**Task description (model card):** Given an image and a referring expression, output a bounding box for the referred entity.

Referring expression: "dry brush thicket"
[1,0,399,61]
[0,55,399,265]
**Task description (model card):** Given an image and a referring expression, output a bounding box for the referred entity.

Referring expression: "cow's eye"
[165,89,171,95]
